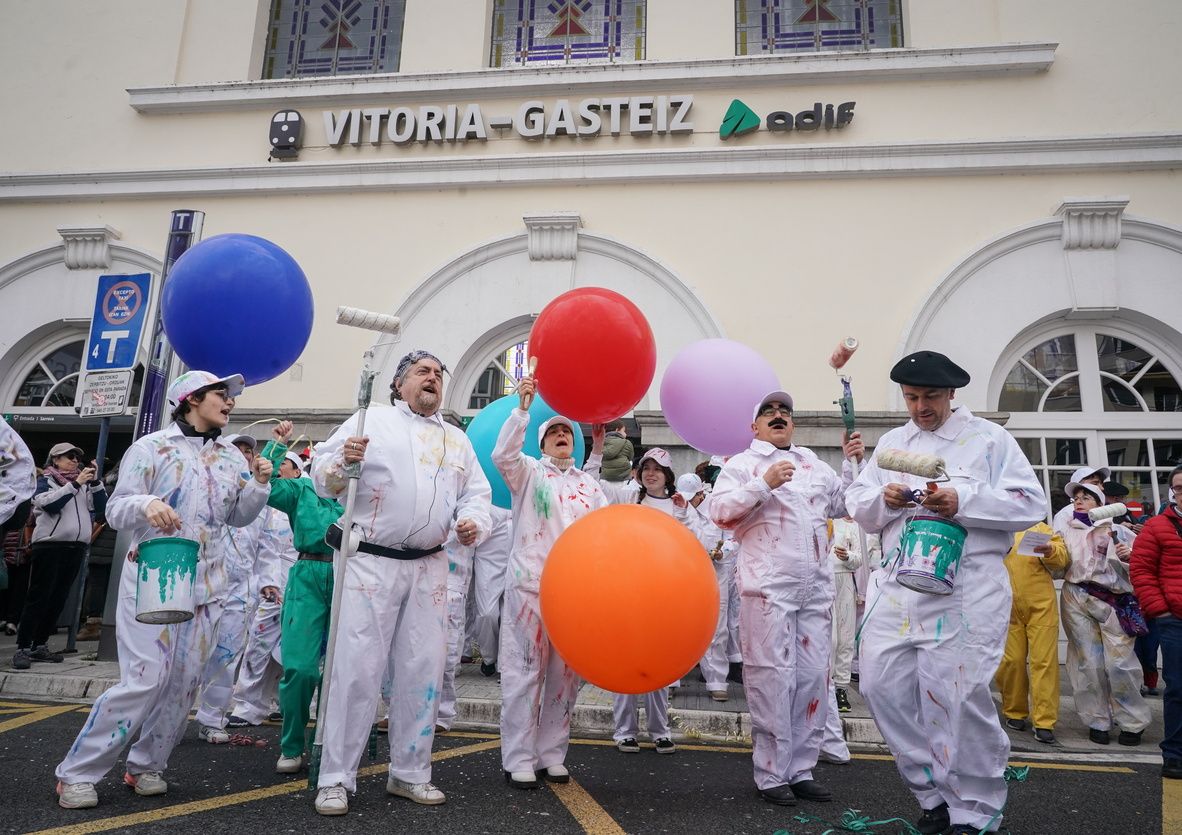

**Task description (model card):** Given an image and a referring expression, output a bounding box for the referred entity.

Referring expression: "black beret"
[890,351,971,388]
[1103,481,1130,498]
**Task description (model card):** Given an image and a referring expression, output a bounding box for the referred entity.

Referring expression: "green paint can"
[897,515,967,595]
[135,537,199,624]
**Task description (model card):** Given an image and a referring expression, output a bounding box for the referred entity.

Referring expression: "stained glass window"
[735,0,903,55]
[263,0,406,79]
[468,341,529,410]
[490,0,646,67]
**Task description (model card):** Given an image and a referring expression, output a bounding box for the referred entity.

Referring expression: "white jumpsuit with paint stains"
[437,529,472,731]
[1059,517,1150,734]
[493,408,608,773]
[469,505,513,666]
[312,402,491,792]
[597,480,703,743]
[194,510,267,729]
[710,440,851,791]
[845,407,1045,833]
[0,419,35,526]
[230,506,297,723]
[691,496,738,693]
[56,425,270,784]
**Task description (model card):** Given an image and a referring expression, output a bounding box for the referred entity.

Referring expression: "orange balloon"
[540,505,720,694]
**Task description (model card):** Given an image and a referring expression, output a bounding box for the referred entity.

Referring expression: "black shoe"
[916,802,950,835]
[11,649,31,670]
[1005,717,1029,732]
[788,779,831,802]
[1118,730,1142,746]
[726,662,744,684]
[28,644,63,663]
[1164,758,1182,779]
[615,737,640,753]
[1034,727,1056,744]
[835,687,851,713]
[654,737,677,755]
[849,672,859,683]
[226,715,253,729]
[1089,728,1111,745]
[480,661,497,677]
[758,784,796,806]
[266,711,283,723]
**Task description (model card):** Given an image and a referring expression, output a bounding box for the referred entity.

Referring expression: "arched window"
[468,339,529,411]
[736,0,904,55]
[998,326,1182,518]
[490,0,646,67]
[262,0,407,78]
[12,339,84,408]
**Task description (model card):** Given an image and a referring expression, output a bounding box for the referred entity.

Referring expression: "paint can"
[896,515,966,595]
[135,536,199,624]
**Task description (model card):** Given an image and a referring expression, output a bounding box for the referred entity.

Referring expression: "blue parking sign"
[85,273,153,372]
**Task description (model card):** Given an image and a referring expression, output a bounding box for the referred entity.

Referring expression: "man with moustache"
[710,390,864,807]
[845,351,1046,835]
[311,350,491,816]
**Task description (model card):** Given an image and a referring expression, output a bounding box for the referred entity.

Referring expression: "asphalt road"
[0,698,1166,834]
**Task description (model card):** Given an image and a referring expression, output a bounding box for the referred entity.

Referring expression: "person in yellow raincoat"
[995,522,1069,744]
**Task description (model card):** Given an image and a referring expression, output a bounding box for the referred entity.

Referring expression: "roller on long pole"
[308,306,401,789]
[830,338,875,569]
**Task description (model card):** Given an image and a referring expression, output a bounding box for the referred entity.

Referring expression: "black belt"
[325,524,444,561]
[298,552,334,563]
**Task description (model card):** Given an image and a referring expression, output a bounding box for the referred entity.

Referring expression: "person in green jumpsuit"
[258,421,342,774]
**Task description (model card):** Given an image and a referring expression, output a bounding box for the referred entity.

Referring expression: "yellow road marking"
[0,699,47,709]
[550,778,627,835]
[0,704,80,735]
[28,738,502,835]
[1164,775,1182,835]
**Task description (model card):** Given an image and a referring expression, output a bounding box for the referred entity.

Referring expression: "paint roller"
[1088,502,1128,523]
[875,448,948,504]
[310,305,402,788]
[829,337,872,568]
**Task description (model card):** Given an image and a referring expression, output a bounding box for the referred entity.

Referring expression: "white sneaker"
[541,764,570,783]
[198,725,230,744]
[387,777,446,805]
[315,784,349,815]
[124,771,167,796]
[57,781,98,809]
[276,754,303,774]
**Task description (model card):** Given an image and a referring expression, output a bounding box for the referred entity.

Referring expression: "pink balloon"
[660,339,781,455]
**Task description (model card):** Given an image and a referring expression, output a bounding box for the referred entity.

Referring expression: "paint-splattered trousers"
[194,582,255,728]
[499,584,579,773]
[820,685,850,763]
[1060,582,1151,733]
[727,557,742,663]
[277,559,332,758]
[699,556,734,692]
[740,587,831,790]
[56,580,224,784]
[612,689,670,742]
[230,593,284,723]
[317,552,448,792]
[859,562,1011,833]
[831,571,858,687]
[996,583,1060,729]
[471,536,509,666]
[438,581,470,730]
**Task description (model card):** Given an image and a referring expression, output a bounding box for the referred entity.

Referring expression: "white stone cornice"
[56,225,121,269]
[523,212,581,261]
[3,133,1179,202]
[1054,197,1129,250]
[127,43,1057,114]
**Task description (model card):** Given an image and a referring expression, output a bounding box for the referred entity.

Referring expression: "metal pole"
[98,210,204,662]
[63,416,110,654]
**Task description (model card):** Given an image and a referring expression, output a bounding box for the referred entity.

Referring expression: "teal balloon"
[467,394,586,510]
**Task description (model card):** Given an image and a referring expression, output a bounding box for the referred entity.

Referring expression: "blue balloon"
[162,234,314,385]
[467,394,586,510]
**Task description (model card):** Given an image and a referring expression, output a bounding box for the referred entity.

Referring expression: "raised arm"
[492,407,535,496]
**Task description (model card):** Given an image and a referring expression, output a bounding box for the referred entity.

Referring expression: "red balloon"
[540,505,719,694]
[530,287,656,423]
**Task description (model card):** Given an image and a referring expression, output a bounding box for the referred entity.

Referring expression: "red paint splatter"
[926,689,951,721]
[802,635,810,648]
[806,698,820,720]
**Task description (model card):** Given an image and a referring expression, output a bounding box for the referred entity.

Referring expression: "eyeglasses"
[1172,485,1182,495]
[758,406,792,418]
[207,388,235,402]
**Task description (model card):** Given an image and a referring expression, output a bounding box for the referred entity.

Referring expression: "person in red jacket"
[1130,465,1182,780]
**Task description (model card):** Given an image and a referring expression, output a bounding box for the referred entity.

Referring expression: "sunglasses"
[59,451,82,461]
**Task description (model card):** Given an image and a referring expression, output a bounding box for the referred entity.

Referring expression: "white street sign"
[78,370,134,417]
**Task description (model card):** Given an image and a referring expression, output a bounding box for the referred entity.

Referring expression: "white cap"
[167,370,245,408]
[676,473,705,500]
[224,433,257,450]
[283,451,303,472]
[537,415,576,448]
[638,447,673,470]
[1065,481,1105,503]
[753,390,795,421]
[1068,465,1111,484]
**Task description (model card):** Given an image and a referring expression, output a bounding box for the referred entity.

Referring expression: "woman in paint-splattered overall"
[493,374,607,789]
